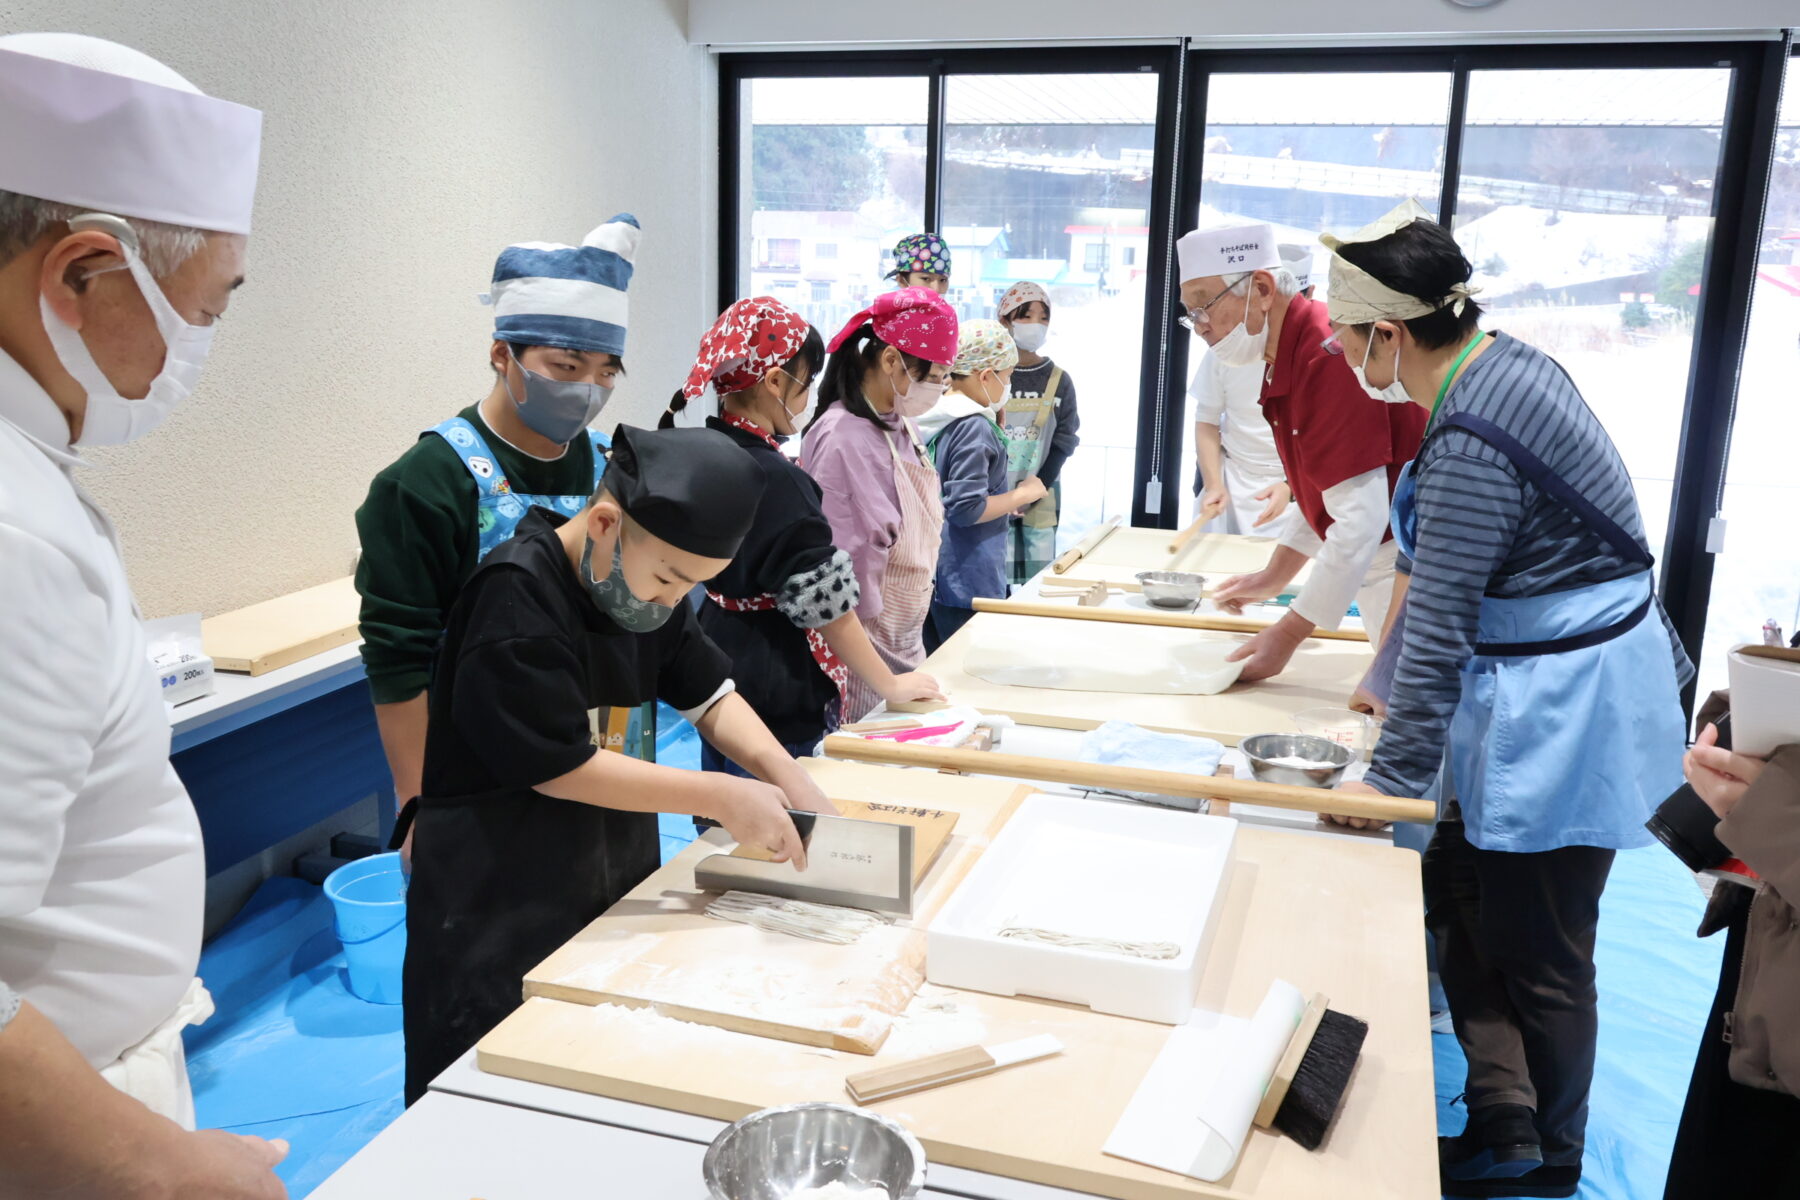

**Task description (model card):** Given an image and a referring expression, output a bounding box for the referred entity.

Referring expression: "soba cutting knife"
[693,810,916,916]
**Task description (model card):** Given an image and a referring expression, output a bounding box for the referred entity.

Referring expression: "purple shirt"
[801,403,925,627]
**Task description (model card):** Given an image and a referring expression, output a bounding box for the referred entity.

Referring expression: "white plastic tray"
[926,794,1236,1024]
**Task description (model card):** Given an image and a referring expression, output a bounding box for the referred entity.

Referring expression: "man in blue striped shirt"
[1327,203,1689,1200]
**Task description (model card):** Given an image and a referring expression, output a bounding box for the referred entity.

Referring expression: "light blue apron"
[1393,412,1685,853]
[427,418,654,761]
[428,417,609,560]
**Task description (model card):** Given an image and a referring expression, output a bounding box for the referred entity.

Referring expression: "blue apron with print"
[1392,412,1685,853]
[429,418,654,762]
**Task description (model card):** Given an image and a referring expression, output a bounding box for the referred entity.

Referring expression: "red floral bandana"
[683,297,811,401]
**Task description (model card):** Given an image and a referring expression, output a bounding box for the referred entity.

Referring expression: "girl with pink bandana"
[802,288,959,722]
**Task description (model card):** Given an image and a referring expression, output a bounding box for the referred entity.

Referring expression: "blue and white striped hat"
[486,213,641,356]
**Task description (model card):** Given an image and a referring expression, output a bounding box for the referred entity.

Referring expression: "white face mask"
[43,240,217,448]
[1208,300,1268,369]
[771,369,815,436]
[986,373,1010,413]
[1010,322,1048,353]
[1352,329,1412,405]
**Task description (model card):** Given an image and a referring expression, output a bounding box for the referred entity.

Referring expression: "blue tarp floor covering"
[186,712,1721,1198]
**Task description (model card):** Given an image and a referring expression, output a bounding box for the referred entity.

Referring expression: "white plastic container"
[927,795,1236,1024]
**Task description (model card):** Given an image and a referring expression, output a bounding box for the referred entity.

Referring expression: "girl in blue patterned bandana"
[887,232,952,295]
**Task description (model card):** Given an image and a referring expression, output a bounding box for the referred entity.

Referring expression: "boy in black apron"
[397,425,836,1103]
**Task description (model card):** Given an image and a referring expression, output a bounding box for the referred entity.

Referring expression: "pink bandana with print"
[826,286,959,366]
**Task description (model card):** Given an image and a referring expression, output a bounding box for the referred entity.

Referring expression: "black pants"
[1663,888,1800,1197]
[1423,803,1615,1167]
[923,601,975,655]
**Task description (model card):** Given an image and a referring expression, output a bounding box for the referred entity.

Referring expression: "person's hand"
[882,671,944,704]
[1323,779,1391,831]
[714,777,808,870]
[1224,623,1304,682]
[1199,484,1228,522]
[775,768,839,819]
[1013,476,1049,510]
[154,1130,289,1199]
[1212,570,1280,615]
[397,826,414,874]
[1253,482,1291,527]
[1684,722,1768,819]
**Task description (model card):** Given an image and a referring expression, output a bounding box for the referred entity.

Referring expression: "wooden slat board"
[895,612,1373,746]
[480,826,1436,1200]
[201,575,360,675]
[521,762,1032,1055]
[728,798,957,885]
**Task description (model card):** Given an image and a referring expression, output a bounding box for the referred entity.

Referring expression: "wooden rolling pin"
[1168,515,1207,556]
[973,596,1371,642]
[821,736,1433,825]
[1049,515,1123,575]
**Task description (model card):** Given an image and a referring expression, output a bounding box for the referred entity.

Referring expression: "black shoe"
[1439,1103,1544,1183]
[1441,1163,1581,1198]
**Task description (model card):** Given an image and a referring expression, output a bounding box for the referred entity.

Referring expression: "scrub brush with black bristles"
[1251,993,1370,1151]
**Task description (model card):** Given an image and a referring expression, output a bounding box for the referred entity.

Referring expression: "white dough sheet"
[962,614,1248,694]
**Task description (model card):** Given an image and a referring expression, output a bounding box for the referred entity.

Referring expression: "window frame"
[720,37,1793,694]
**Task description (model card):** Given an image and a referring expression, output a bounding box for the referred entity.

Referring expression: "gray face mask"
[581,537,675,632]
[505,347,613,444]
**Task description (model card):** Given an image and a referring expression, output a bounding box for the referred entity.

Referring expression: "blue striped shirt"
[1366,333,1693,800]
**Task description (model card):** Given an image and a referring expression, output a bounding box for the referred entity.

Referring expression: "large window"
[1699,59,1800,695]
[1180,70,1455,523]
[940,70,1162,548]
[736,76,928,332]
[726,44,1789,683]
[1453,67,1733,554]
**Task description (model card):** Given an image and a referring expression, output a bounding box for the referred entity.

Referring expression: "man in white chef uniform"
[0,33,289,1196]
[1188,243,1315,537]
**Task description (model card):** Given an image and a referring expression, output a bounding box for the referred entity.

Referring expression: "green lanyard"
[1432,332,1489,419]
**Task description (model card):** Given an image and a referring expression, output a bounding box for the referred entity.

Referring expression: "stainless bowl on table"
[1135,570,1206,609]
[703,1102,927,1200]
[1240,732,1354,789]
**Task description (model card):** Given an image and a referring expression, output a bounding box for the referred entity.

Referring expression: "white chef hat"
[0,33,262,235]
[1321,199,1480,325]
[1277,242,1315,289]
[1176,220,1280,284]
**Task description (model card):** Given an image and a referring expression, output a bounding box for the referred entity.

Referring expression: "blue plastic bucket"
[323,853,407,1005]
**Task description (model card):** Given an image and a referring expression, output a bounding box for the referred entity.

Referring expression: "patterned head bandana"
[998,280,1050,321]
[887,232,951,279]
[682,297,811,400]
[952,318,1019,376]
[827,286,960,365]
[1321,199,1482,325]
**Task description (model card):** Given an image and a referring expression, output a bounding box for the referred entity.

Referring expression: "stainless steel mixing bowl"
[702,1102,926,1200]
[1240,733,1354,789]
[1135,570,1206,609]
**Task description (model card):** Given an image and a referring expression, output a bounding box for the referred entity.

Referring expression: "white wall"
[0,0,717,619]
[690,0,1794,46]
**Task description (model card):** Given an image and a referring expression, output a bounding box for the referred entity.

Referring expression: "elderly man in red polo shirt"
[1176,219,1426,681]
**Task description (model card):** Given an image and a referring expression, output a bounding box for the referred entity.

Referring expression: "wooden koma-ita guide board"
[518,760,1031,1054]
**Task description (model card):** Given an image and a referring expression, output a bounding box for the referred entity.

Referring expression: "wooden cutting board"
[727,798,958,886]
[202,575,360,675]
[480,825,1438,1200]
[893,611,1373,747]
[521,761,1032,1055]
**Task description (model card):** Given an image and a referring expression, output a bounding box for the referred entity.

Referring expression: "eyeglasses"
[1176,275,1249,334]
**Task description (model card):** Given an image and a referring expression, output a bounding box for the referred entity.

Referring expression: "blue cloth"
[924,600,975,654]
[699,737,821,779]
[928,411,1009,608]
[429,416,607,561]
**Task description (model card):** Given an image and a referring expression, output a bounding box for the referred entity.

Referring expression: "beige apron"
[841,419,944,723]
